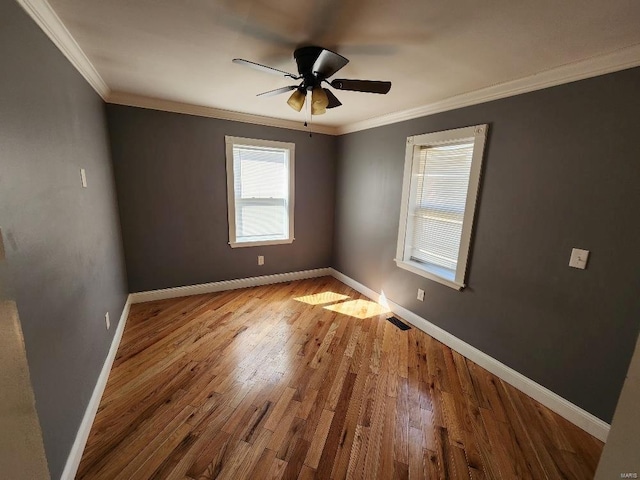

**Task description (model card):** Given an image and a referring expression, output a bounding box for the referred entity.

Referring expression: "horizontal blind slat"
[409,142,473,271]
[233,145,289,242]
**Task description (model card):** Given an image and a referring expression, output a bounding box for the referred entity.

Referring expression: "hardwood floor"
[77,276,603,479]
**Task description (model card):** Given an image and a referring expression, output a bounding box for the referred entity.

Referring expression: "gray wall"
[333,67,640,423]
[0,1,128,478]
[107,104,336,292]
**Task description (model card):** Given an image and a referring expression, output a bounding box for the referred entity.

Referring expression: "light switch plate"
[417,288,425,301]
[80,168,87,188]
[258,255,264,266]
[569,248,589,269]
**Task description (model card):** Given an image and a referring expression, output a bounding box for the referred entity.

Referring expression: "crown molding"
[106,92,341,136]
[337,43,640,135]
[16,0,109,99]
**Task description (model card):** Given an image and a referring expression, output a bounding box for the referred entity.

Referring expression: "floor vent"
[386,316,411,331]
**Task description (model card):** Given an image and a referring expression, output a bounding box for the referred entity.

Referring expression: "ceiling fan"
[233,46,391,116]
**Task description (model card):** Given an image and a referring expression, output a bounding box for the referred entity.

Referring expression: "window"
[395,124,488,290]
[225,136,295,248]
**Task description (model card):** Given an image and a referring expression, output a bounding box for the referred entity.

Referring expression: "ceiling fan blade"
[232,58,297,78]
[256,86,298,97]
[324,88,342,108]
[312,49,349,79]
[330,79,391,94]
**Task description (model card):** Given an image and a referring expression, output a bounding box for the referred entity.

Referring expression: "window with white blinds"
[225,136,295,247]
[396,125,488,290]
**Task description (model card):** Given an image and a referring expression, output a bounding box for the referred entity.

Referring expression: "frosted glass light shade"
[287,89,306,111]
[311,87,329,115]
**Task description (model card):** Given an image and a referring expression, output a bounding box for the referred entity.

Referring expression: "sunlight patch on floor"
[323,299,390,319]
[294,291,350,305]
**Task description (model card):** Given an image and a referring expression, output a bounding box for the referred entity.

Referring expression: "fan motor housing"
[294,46,324,86]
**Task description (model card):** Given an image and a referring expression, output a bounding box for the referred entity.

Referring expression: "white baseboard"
[330,268,610,442]
[129,268,333,304]
[61,295,132,480]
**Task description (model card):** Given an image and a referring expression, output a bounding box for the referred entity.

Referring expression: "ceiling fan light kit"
[287,89,306,112]
[311,87,329,115]
[233,46,391,118]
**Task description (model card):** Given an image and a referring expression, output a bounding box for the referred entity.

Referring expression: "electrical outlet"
[417,288,425,301]
[80,168,87,188]
[258,255,264,266]
[105,312,110,330]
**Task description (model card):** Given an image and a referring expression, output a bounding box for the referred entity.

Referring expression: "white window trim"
[225,136,295,248]
[395,124,488,290]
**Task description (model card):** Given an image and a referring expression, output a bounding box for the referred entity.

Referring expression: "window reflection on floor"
[323,299,390,319]
[294,291,350,305]
[295,290,389,319]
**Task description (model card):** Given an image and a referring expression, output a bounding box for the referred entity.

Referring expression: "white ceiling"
[23,0,640,133]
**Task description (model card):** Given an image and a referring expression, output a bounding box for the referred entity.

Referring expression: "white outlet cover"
[417,288,425,301]
[569,248,589,269]
[105,312,110,330]
[258,255,264,265]
[80,168,87,188]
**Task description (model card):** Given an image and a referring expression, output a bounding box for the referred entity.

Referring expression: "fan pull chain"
[305,90,312,137]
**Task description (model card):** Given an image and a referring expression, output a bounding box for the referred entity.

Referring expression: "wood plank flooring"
[77,276,603,479]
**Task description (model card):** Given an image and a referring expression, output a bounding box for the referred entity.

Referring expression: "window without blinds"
[225,137,295,247]
[410,142,473,274]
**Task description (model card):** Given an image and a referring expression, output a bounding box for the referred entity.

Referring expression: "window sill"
[394,259,465,291]
[229,238,294,248]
